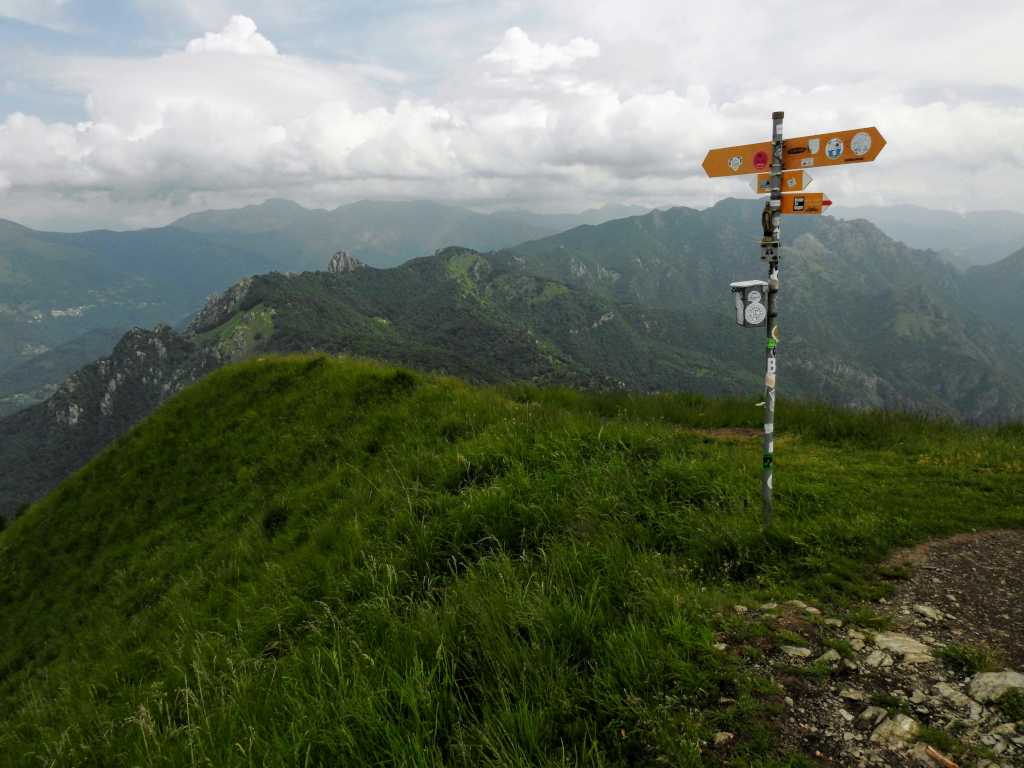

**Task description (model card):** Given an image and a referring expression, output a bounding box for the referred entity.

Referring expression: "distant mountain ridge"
[0,199,649,411]
[828,203,1024,269]
[503,200,1024,420]
[962,245,1024,337]
[4,200,1024,520]
[172,199,554,268]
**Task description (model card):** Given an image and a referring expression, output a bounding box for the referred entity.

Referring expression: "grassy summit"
[1,356,1021,766]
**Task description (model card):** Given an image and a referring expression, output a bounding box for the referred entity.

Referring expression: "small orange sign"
[780,193,832,215]
[702,127,886,177]
[755,170,811,194]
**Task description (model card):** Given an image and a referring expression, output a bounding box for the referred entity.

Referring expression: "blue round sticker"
[825,138,844,160]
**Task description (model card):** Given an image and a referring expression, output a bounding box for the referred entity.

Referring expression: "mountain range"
[0,200,651,410]
[3,199,1023,519]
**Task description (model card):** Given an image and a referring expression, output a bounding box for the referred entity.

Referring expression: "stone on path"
[969,670,1024,703]
[914,604,944,621]
[859,706,888,726]
[817,649,841,664]
[934,682,973,708]
[870,713,920,747]
[782,645,812,659]
[873,632,933,663]
[713,731,734,746]
[865,650,893,668]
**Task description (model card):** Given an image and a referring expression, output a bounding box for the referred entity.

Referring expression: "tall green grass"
[0,355,1020,766]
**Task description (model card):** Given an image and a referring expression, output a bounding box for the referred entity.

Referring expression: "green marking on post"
[763,454,774,469]
[767,339,777,350]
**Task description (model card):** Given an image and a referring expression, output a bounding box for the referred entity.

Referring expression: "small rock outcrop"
[187,277,255,336]
[969,670,1024,703]
[328,250,363,274]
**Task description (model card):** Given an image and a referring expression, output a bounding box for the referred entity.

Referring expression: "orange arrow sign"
[780,193,832,215]
[754,170,812,194]
[702,127,886,177]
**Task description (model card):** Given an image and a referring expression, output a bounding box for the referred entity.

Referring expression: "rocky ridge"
[0,324,217,519]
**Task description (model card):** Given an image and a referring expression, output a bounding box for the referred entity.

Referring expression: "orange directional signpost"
[705,114,886,526]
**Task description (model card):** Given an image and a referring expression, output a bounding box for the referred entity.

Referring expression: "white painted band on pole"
[765,423,774,435]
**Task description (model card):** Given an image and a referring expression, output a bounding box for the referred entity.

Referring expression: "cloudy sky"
[1,0,1022,230]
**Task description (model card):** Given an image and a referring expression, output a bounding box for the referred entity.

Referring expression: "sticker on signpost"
[801,157,814,167]
[753,151,769,170]
[850,131,872,156]
[825,138,844,160]
[807,138,820,154]
[728,155,743,172]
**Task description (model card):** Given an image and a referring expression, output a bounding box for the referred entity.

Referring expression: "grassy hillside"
[1,356,1021,766]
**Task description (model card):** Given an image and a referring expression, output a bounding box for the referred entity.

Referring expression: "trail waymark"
[713,113,886,525]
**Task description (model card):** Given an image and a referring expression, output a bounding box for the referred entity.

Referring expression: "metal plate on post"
[755,170,811,193]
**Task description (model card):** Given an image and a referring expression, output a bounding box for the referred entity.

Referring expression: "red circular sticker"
[753,151,769,170]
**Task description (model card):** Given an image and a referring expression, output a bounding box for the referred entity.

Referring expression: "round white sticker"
[850,131,872,156]
[744,302,767,325]
[825,138,844,160]
[728,155,743,172]
[747,290,762,303]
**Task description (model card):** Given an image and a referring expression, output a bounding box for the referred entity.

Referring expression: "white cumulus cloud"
[184,15,278,55]
[0,6,1023,230]
[482,26,599,74]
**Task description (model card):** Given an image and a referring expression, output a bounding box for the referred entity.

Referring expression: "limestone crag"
[328,250,363,274]
[187,277,255,335]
